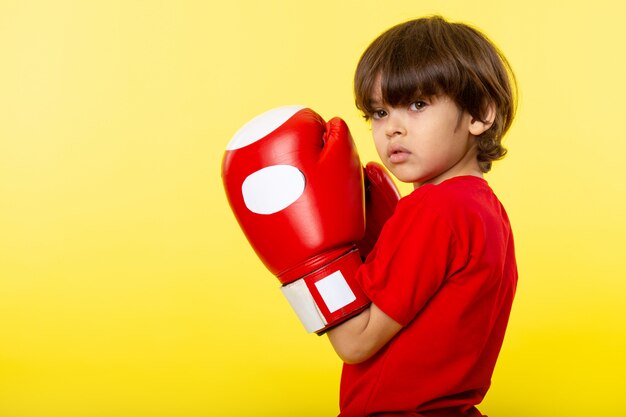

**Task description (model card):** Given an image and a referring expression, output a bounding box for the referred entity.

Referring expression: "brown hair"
[354,15,517,172]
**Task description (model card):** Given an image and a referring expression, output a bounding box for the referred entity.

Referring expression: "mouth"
[388,143,410,164]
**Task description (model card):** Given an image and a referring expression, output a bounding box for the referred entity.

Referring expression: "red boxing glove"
[222,106,370,334]
[357,162,401,260]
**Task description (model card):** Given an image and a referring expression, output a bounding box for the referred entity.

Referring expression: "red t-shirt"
[339,176,518,417]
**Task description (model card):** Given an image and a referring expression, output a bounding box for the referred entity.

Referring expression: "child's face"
[369,86,484,188]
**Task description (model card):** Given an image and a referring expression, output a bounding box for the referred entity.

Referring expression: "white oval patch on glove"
[226,105,305,150]
[241,165,306,214]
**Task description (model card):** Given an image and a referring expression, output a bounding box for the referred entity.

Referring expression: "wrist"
[280,248,370,333]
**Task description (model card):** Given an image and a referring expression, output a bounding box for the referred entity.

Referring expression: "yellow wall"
[2,1,625,416]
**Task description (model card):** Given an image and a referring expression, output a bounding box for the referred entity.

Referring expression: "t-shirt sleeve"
[357,189,459,326]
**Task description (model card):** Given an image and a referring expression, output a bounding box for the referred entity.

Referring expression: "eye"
[371,109,388,120]
[409,101,428,111]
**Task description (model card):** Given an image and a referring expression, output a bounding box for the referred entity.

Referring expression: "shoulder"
[397,176,504,240]
[401,176,492,214]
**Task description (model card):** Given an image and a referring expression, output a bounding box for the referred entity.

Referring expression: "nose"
[384,112,406,138]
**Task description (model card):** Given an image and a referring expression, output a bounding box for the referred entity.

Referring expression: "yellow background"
[1,0,625,416]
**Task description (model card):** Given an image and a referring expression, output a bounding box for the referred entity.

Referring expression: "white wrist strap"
[281,270,357,333]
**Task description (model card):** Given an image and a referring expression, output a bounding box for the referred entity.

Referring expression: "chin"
[390,170,420,185]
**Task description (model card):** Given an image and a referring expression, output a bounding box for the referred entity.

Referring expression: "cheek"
[371,127,386,155]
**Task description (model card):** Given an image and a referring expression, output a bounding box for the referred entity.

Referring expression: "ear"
[469,102,496,136]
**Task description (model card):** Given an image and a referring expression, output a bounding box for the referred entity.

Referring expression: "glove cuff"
[280,248,369,334]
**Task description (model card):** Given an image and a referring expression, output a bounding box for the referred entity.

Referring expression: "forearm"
[327,307,372,364]
[326,303,402,364]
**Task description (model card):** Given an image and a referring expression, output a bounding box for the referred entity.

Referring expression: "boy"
[326,15,518,416]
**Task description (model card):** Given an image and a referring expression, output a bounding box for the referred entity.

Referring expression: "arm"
[326,302,403,364]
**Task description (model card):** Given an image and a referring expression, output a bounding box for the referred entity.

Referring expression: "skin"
[327,84,494,365]
[370,94,492,189]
